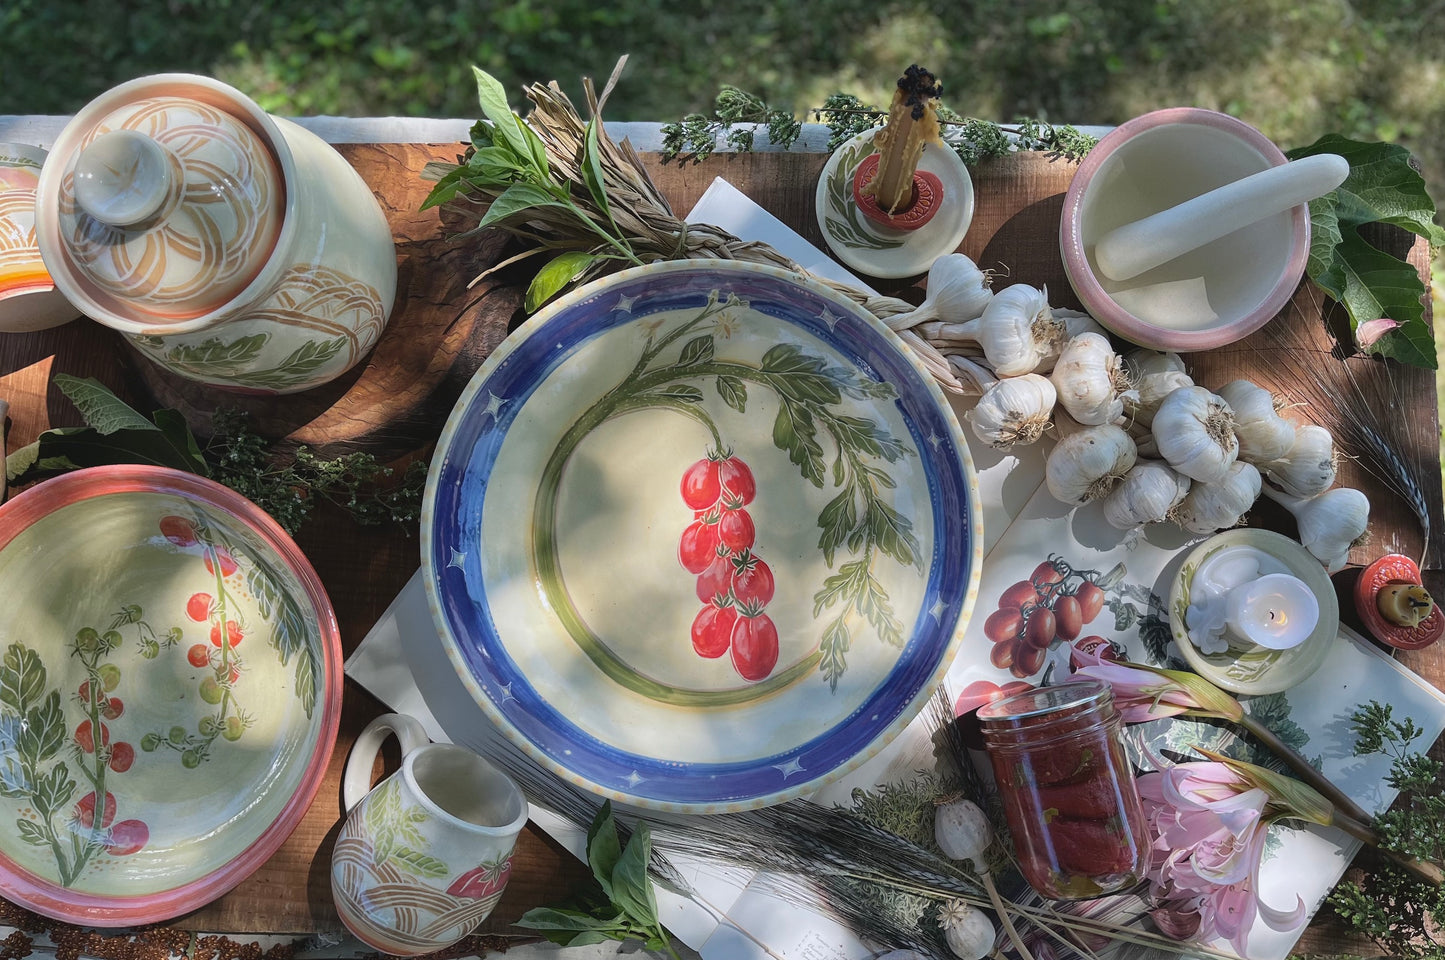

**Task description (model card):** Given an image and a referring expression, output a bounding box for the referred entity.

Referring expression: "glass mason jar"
[977,679,1148,900]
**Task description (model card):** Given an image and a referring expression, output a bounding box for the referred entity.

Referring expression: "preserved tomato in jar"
[976,679,1147,899]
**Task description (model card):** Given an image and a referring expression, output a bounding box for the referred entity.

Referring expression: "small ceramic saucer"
[1168,529,1339,695]
[814,127,974,279]
[1353,554,1444,651]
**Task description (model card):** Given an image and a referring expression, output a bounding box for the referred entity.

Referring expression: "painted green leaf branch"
[1286,135,1445,369]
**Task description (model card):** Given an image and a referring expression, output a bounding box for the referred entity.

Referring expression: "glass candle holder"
[977,679,1148,900]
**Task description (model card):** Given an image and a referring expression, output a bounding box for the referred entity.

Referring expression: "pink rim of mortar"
[33,74,295,337]
[0,465,342,926]
[1059,107,1311,352]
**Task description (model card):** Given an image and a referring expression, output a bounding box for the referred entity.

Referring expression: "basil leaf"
[585,801,622,900]
[526,251,598,313]
[1285,135,1442,368]
[476,183,572,234]
[53,375,159,434]
[472,67,534,167]
[610,821,658,927]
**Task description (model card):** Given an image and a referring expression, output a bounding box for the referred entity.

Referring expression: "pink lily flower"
[1138,761,1311,958]
[1068,649,1244,724]
[1355,317,1401,350]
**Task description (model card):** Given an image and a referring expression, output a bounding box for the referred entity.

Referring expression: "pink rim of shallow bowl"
[1059,107,1311,352]
[0,465,342,926]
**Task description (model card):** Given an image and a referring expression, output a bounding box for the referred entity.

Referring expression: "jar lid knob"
[72,130,173,227]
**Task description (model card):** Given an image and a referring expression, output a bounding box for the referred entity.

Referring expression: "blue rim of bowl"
[1059,107,1311,352]
[420,260,983,812]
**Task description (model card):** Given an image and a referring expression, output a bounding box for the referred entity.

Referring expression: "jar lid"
[976,678,1110,724]
[44,82,284,322]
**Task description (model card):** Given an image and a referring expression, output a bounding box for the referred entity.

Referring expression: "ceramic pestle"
[1092,152,1348,282]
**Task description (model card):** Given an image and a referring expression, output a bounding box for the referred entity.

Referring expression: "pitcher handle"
[342,712,432,813]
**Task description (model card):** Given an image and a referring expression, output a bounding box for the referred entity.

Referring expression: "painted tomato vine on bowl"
[533,291,921,701]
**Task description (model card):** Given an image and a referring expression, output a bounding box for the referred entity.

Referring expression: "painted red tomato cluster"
[679,454,778,681]
[983,559,1110,679]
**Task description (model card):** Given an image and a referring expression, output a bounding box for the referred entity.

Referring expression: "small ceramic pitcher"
[331,714,528,956]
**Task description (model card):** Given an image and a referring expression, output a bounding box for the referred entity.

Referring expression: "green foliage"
[660,86,803,163]
[1326,700,1445,957]
[516,802,679,957]
[5,378,424,535]
[1286,135,1445,369]
[207,409,428,535]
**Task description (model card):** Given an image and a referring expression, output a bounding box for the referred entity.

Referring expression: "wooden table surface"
[1,142,1440,953]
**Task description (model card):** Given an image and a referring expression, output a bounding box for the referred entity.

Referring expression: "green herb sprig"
[660,85,803,163]
[4,376,425,535]
[516,802,680,957]
[1328,700,1445,958]
[660,87,1098,165]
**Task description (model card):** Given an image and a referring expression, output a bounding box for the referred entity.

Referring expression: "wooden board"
[1,143,1440,952]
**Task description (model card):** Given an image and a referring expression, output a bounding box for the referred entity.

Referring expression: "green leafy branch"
[660,85,803,164]
[517,802,680,957]
[1285,135,1445,369]
[1328,700,1445,958]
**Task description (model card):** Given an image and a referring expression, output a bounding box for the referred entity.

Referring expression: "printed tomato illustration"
[204,547,239,578]
[1013,643,1048,678]
[730,551,775,607]
[680,458,721,510]
[984,608,1024,644]
[953,679,1034,716]
[999,579,1039,610]
[99,697,124,721]
[75,719,110,754]
[1070,636,1124,671]
[186,592,213,622]
[1024,608,1056,649]
[187,643,211,668]
[107,819,149,856]
[1032,560,1066,588]
[209,619,244,648]
[731,612,779,681]
[1075,581,1106,624]
[718,508,755,552]
[717,456,756,505]
[75,791,117,829]
[159,516,198,547]
[1053,595,1083,641]
[108,741,135,773]
[696,554,734,604]
[691,603,737,658]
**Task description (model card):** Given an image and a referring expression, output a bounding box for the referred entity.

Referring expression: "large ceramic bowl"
[1060,108,1309,352]
[0,466,341,925]
[423,260,982,812]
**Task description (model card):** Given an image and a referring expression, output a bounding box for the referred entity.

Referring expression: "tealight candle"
[1225,573,1319,650]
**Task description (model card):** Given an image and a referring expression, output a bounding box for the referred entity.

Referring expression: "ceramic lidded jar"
[35,74,396,394]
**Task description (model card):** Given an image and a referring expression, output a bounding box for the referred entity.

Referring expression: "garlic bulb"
[1264,484,1370,571]
[1218,380,1295,464]
[1260,423,1336,499]
[938,900,996,960]
[1103,460,1191,530]
[1126,347,1187,377]
[1046,424,1137,505]
[1036,308,1107,371]
[1173,461,1261,534]
[1152,386,1239,484]
[1051,332,1134,425]
[944,283,1062,376]
[969,374,1056,447]
[934,798,993,862]
[1125,369,1193,428]
[886,254,993,331]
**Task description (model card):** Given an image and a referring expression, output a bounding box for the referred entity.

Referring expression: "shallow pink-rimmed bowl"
[1060,108,1310,352]
[0,465,341,926]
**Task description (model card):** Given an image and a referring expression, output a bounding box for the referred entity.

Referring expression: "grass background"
[3,0,1443,465]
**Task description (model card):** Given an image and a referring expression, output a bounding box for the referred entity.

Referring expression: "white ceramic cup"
[331,713,529,956]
